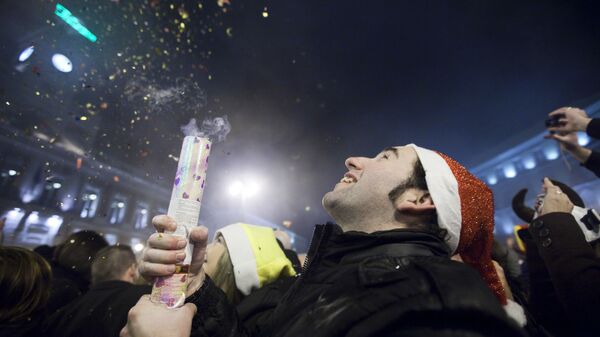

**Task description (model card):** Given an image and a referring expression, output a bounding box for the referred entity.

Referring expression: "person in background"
[545,106,600,177]
[0,246,52,337]
[515,178,600,336]
[200,223,296,306]
[46,245,151,337]
[47,230,109,312]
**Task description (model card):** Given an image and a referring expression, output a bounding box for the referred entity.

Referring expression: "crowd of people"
[1,106,599,337]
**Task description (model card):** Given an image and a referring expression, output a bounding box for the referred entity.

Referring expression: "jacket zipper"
[286,224,328,300]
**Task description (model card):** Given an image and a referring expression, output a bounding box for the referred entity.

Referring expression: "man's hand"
[139,215,209,295]
[547,106,591,133]
[544,132,592,163]
[120,295,196,337]
[535,178,574,217]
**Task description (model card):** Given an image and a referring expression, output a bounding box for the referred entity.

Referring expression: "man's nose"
[345,157,365,171]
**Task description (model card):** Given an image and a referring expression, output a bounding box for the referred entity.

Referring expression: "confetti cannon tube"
[151,136,211,308]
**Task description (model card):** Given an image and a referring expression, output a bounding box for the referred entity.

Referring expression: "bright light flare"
[228,179,262,198]
[228,181,244,197]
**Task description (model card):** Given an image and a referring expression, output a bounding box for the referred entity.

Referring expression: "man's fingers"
[139,261,176,277]
[147,232,187,250]
[549,107,567,117]
[551,134,569,142]
[143,247,186,264]
[152,215,177,232]
[189,226,208,244]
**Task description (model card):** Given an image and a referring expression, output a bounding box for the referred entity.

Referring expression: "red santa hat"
[407,144,506,305]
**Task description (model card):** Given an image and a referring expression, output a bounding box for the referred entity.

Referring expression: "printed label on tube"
[151,136,211,308]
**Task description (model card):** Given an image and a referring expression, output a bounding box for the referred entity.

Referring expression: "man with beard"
[123,144,525,337]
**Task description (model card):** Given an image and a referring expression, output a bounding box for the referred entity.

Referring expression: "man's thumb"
[189,226,208,244]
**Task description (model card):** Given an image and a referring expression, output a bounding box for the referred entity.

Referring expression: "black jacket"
[187,224,524,337]
[583,118,600,177]
[45,280,151,337]
[46,263,90,312]
[525,213,600,337]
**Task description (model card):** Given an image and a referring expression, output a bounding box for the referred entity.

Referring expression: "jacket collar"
[305,223,450,268]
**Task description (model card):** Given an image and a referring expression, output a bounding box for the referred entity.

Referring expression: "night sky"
[2,0,600,240]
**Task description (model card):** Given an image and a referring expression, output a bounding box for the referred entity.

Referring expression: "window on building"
[108,197,127,225]
[80,188,100,218]
[133,202,149,229]
[40,177,64,208]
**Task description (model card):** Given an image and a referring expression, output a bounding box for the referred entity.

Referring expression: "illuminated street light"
[88,193,97,200]
[244,182,260,197]
[133,243,145,252]
[228,179,262,198]
[228,180,244,197]
[52,182,62,189]
[117,201,125,208]
[8,169,17,176]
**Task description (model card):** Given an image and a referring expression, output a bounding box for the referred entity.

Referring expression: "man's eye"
[382,154,389,159]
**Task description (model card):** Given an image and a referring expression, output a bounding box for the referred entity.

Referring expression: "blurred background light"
[228,180,244,197]
[503,164,517,178]
[228,178,262,198]
[522,156,536,169]
[578,132,591,146]
[51,53,73,73]
[18,46,34,62]
[543,145,560,160]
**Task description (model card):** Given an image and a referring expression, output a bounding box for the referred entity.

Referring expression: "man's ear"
[395,190,436,215]
[124,264,137,282]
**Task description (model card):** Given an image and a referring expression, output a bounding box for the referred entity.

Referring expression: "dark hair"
[54,230,109,282]
[388,159,448,241]
[0,246,52,322]
[91,245,137,285]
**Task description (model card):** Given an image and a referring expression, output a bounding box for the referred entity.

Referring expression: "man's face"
[322,145,418,221]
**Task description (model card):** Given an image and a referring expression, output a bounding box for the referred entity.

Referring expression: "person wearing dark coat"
[45,245,151,337]
[513,178,600,337]
[46,230,109,312]
[124,145,526,337]
[545,106,600,177]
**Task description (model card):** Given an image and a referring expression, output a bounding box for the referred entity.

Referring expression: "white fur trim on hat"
[215,224,260,296]
[504,299,527,327]
[407,144,462,253]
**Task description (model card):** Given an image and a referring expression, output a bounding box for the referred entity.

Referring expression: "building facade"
[471,100,600,239]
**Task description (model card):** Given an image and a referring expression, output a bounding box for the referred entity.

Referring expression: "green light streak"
[54,3,97,43]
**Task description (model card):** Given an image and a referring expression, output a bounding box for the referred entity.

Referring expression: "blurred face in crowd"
[203,234,227,278]
[322,145,420,231]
